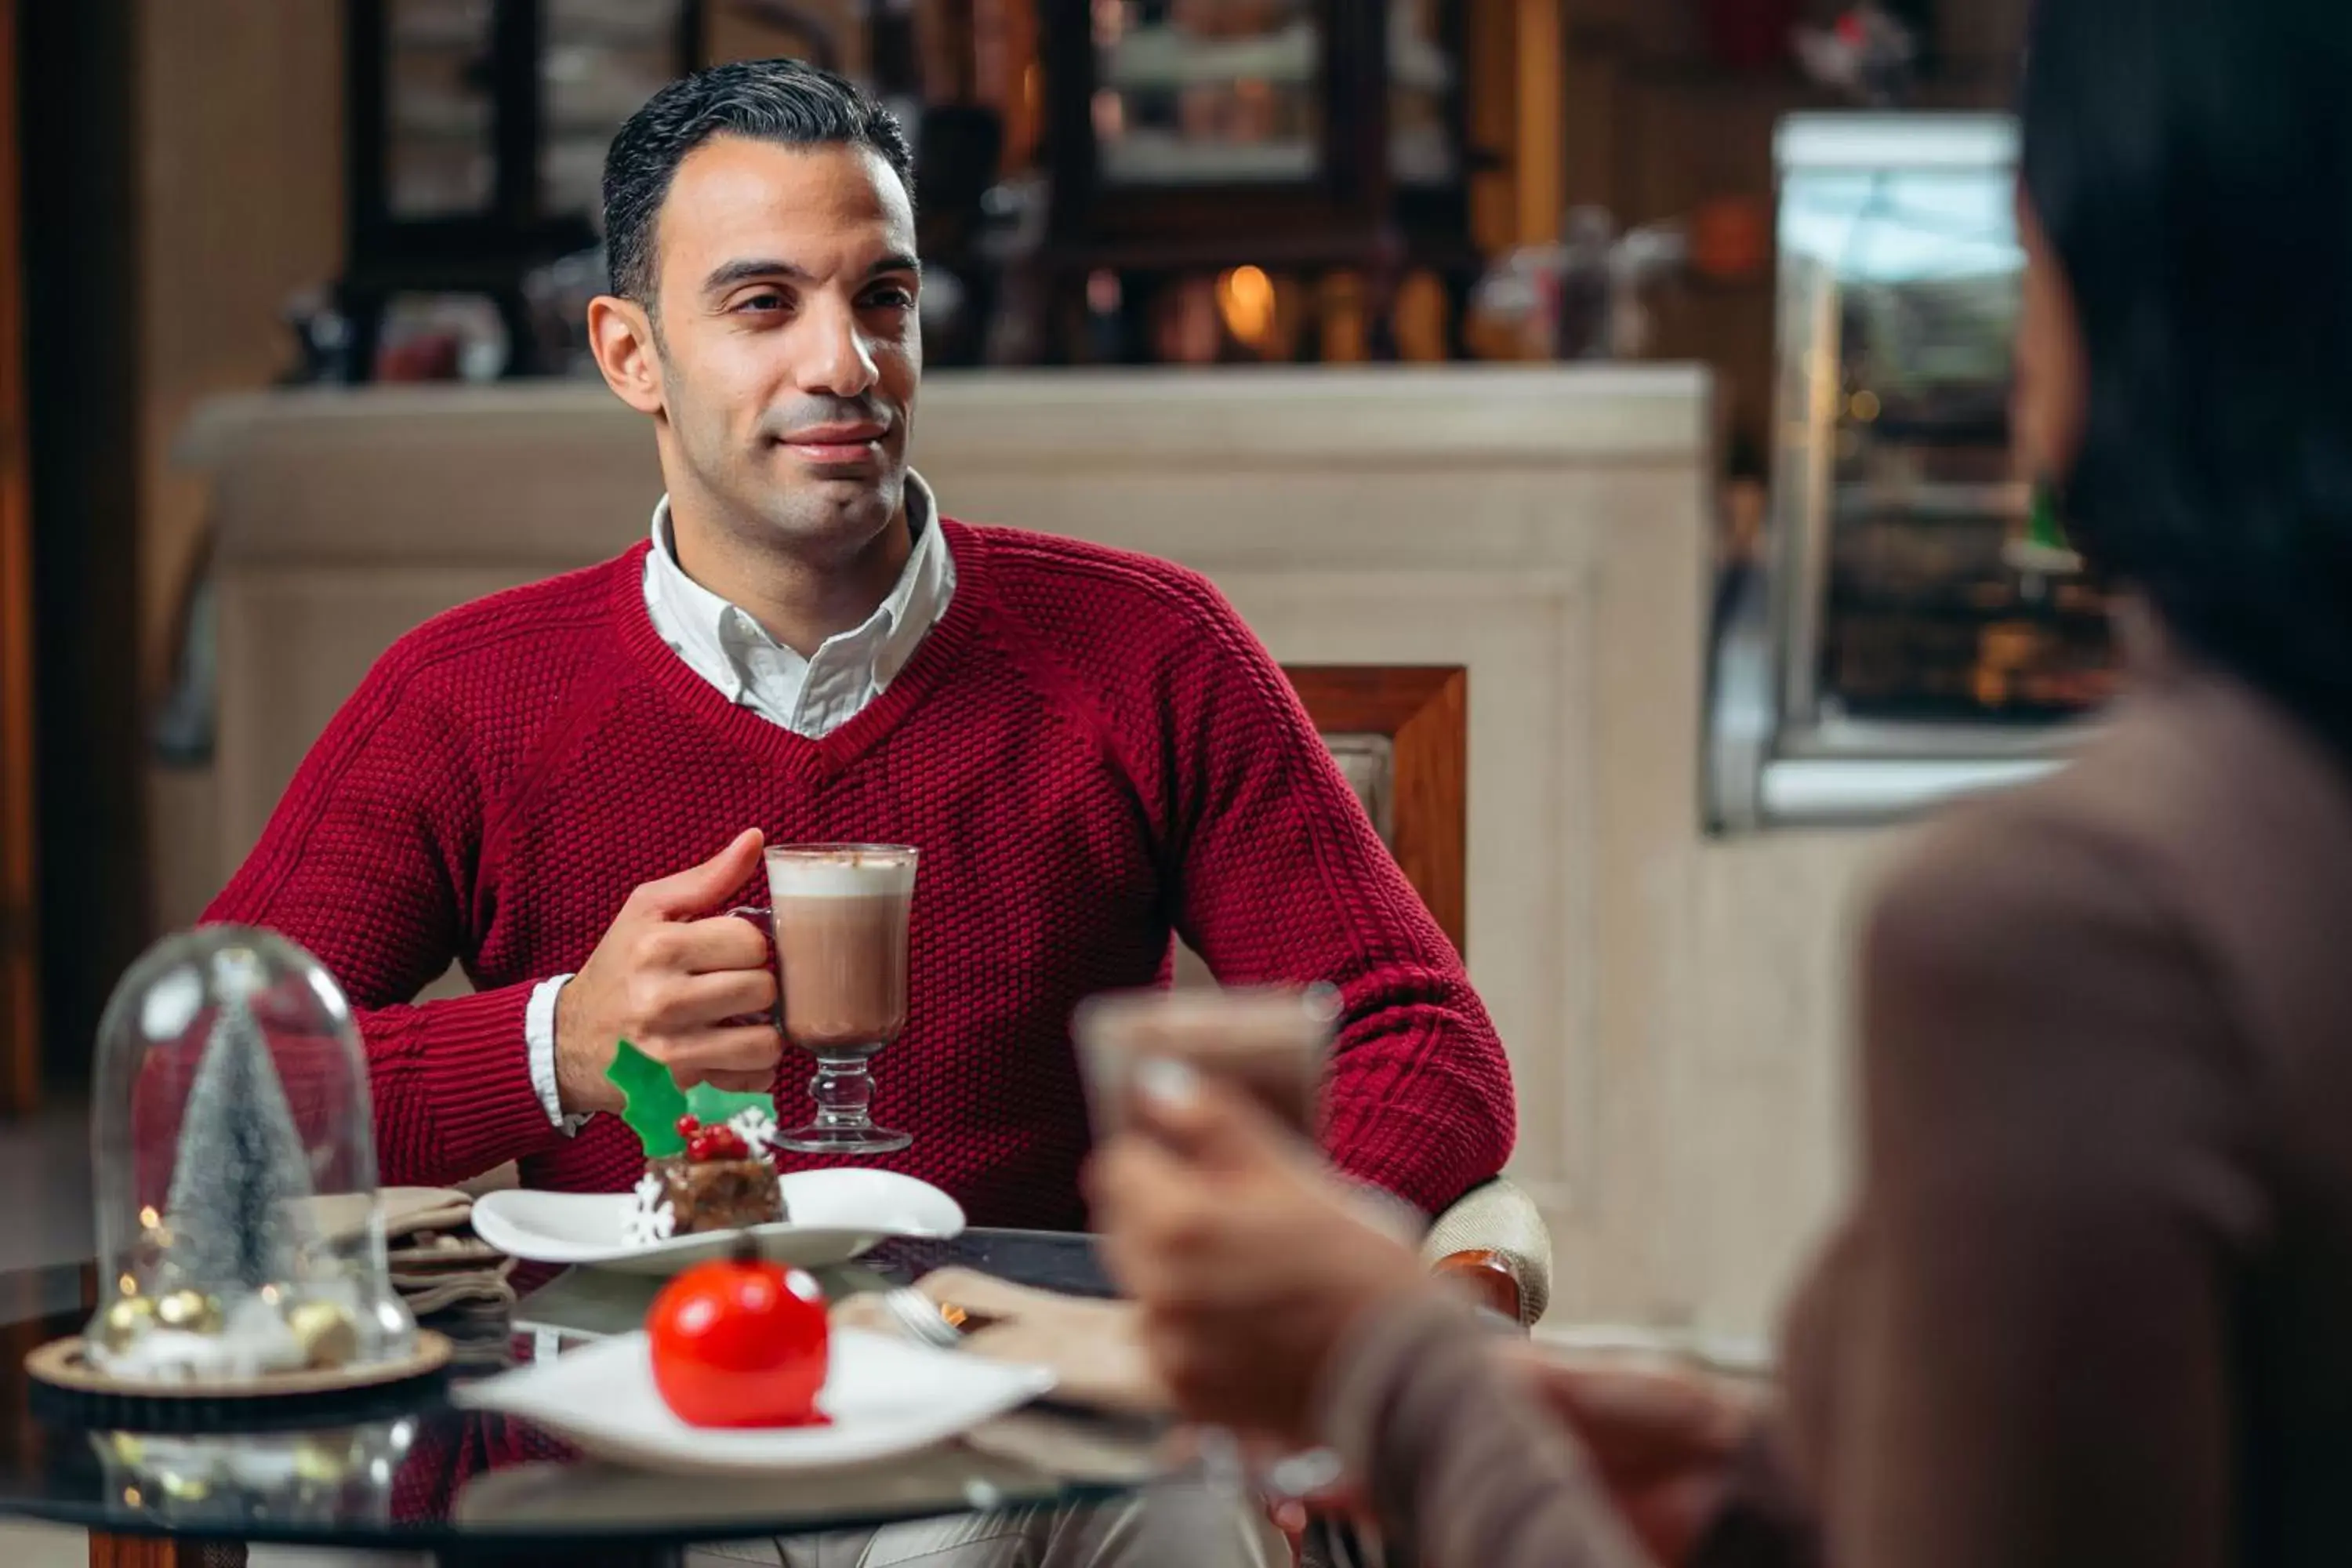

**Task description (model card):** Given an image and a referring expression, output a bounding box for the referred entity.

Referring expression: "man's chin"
[745,476,906,554]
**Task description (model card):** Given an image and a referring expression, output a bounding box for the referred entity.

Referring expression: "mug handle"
[723,905,782,1029]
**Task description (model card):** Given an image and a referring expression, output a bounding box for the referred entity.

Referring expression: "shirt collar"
[646,471,952,698]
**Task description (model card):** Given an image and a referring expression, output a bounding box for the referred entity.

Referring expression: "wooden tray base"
[25,1330,452,1400]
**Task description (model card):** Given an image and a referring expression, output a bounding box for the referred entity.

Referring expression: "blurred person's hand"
[1087,1063,1435,1446]
[554,827,782,1114]
[1494,1343,1760,1564]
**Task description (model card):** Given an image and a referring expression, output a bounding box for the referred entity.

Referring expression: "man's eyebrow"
[700,253,924,294]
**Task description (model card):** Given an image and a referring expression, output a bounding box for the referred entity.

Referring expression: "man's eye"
[734,291,787,313]
[865,286,916,310]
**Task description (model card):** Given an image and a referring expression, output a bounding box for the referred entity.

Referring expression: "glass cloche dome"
[83,927,417,1385]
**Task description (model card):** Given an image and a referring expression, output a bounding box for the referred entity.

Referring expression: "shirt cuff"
[526,975,590,1135]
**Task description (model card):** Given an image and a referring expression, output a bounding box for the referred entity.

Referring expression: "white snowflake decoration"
[621,1173,677,1246]
[728,1106,779,1163]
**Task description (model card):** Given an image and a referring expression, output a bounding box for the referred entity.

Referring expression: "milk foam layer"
[765,851,918,899]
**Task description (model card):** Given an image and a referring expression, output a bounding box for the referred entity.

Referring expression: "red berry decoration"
[648,1240,830,1428]
[675,1114,702,1138]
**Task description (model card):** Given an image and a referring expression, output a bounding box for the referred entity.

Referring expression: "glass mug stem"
[779,1051,911,1155]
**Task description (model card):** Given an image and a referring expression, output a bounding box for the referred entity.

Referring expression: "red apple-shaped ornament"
[648,1239,830,1428]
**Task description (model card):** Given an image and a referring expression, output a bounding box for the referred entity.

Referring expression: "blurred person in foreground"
[1094,0,2352,1563]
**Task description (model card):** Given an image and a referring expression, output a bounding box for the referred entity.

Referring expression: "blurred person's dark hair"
[2022,0,2352,754]
[602,57,914,312]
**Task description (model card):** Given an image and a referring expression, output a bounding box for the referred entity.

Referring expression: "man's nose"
[797,299,879,400]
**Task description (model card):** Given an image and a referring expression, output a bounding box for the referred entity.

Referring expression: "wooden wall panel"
[1514,0,1566,245]
[0,0,34,1112]
[136,0,344,701]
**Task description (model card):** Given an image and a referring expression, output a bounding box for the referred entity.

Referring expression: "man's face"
[644,137,922,561]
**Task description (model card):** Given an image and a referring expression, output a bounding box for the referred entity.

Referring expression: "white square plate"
[470,1168,965,1275]
[455,1327,1056,1475]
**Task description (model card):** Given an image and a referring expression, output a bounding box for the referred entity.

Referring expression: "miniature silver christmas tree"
[77,927,422,1388]
[160,990,316,1298]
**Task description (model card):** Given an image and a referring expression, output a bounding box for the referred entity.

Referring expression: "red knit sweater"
[205,521,1515,1228]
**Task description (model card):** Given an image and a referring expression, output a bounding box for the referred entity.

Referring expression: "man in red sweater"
[206,60,1514,1235]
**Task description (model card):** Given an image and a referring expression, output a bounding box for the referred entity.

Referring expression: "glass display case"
[1711,114,2121,830]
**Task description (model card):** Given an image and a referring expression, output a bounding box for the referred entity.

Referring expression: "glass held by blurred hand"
[1072,984,1339,1142]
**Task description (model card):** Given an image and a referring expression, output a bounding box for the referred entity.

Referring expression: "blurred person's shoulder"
[1865,666,2352,1030]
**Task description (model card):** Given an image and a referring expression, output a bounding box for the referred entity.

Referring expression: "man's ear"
[588,294,666,416]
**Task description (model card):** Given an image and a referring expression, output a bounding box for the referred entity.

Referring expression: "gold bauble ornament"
[286,1300,359,1370]
[153,1290,221,1334]
[290,1436,349,1483]
[93,1296,155,1353]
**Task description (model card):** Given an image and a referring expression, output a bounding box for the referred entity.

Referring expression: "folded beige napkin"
[380,1185,518,1315]
[832,1266,1167,1416]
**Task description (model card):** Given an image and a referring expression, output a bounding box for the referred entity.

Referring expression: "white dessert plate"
[471,1168,966,1275]
[455,1327,1054,1475]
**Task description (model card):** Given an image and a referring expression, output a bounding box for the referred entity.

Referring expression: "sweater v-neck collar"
[612,517,993,784]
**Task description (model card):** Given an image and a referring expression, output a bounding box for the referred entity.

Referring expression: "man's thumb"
[634,828,765,917]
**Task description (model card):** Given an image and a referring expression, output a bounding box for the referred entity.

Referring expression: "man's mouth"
[776,421,889,466]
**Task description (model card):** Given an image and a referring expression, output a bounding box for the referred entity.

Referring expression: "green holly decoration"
[2005,482,2085,577]
[606,1041,688,1158]
[684,1082,778,1128]
[2026,485,2074,555]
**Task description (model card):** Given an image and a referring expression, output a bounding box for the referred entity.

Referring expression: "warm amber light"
[1850,390,1882,423]
[1217,266,1279,349]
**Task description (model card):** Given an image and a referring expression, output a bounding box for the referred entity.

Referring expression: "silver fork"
[880,1287,964,1350]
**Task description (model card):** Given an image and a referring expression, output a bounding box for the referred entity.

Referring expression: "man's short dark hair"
[603,58,914,307]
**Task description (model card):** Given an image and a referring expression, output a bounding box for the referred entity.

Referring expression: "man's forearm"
[1323,1004,1515,1217]
[362,983,569,1185]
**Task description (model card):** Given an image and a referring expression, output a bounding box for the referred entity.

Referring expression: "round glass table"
[0,1229,1190,1566]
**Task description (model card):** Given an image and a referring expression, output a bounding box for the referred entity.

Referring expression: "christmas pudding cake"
[608,1041,789,1244]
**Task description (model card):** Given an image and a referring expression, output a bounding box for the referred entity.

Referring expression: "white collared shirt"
[641,472,956,738]
[523,476,959,1131]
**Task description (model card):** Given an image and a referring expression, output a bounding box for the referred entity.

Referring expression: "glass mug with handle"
[725,843,919,1156]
